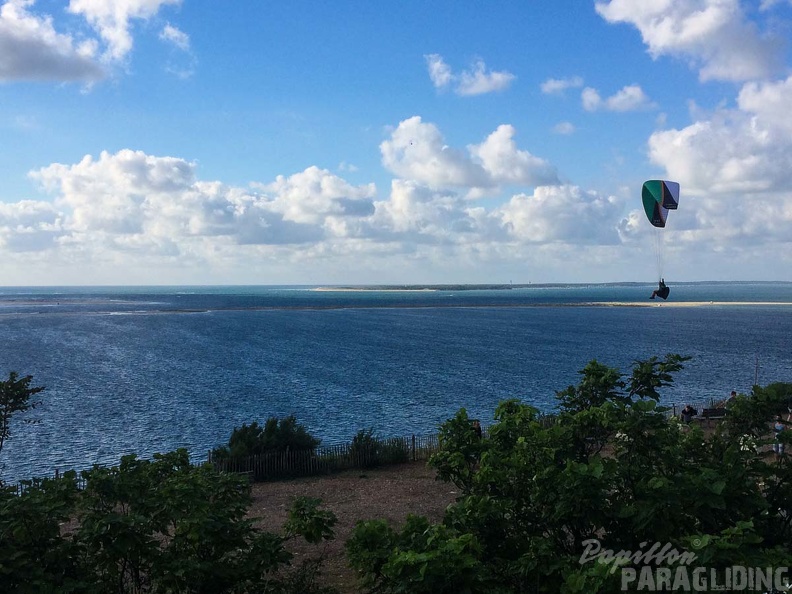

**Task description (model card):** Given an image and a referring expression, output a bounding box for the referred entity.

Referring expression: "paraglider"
[642,180,679,300]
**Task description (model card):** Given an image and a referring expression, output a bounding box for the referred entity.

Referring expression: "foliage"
[212,415,320,460]
[349,429,409,469]
[347,354,792,593]
[0,449,338,593]
[0,371,45,462]
[346,515,495,594]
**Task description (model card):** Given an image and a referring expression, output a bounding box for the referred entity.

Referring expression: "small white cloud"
[424,54,515,96]
[582,84,655,112]
[159,23,189,50]
[540,76,584,95]
[456,58,515,96]
[553,122,576,135]
[425,53,452,89]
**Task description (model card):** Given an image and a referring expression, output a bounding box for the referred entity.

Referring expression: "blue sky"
[1,0,792,285]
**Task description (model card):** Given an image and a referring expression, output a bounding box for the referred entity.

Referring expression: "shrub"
[212,415,320,460]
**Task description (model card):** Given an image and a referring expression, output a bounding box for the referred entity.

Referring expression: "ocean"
[1,282,791,483]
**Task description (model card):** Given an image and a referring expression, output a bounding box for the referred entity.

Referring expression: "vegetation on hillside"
[0,450,338,593]
[346,355,792,593]
[3,358,792,592]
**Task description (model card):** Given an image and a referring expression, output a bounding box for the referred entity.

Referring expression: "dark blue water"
[1,283,791,483]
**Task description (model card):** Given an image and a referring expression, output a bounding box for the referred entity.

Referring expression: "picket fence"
[207,433,442,482]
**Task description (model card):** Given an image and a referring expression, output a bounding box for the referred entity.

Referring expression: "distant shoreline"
[312,287,437,292]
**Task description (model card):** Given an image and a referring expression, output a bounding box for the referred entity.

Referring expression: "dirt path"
[247,461,458,592]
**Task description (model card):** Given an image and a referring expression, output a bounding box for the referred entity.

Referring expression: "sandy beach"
[597,301,792,307]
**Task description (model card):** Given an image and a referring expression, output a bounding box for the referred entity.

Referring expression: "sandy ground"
[597,301,792,307]
[247,461,457,593]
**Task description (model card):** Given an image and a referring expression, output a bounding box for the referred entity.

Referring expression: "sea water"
[1,283,791,483]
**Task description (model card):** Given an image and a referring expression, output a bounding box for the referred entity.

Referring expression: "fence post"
[412,435,416,461]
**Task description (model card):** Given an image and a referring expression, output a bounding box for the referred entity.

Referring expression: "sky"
[1,0,792,286]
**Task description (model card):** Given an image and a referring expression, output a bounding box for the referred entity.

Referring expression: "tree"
[0,371,45,460]
[211,415,320,460]
[0,449,339,593]
[347,354,792,593]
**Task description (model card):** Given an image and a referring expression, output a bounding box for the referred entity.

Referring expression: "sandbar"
[596,301,792,307]
[311,287,437,292]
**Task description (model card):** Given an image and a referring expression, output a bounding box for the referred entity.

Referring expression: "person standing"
[773,415,786,459]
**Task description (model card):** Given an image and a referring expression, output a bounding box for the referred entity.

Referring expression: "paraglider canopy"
[642,180,679,228]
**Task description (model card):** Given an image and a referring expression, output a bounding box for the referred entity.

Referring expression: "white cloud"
[424,53,515,95]
[425,53,452,89]
[380,117,558,194]
[540,76,584,95]
[380,116,491,190]
[255,166,376,226]
[0,199,63,251]
[0,145,616,279]
[634,75,792,259]
[468,125,559,187]
[553,122,576,135]
[159,23,188,50]
[648,75,792,194]
[456,58,516,95]
[582,84,655,112]
[8,134,792,283]
[68,0,181,62]
[497,185,623,244]
[595,0,784,82]
[0,0,104,81]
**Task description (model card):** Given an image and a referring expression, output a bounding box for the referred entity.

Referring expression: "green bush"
[212,415,320,460]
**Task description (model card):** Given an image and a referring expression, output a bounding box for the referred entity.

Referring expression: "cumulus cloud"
[0,0,104,81]
[0,0,187,82]
[595,0,784,82]
[648,75,792,194]
[622,75,792,260]
[24,149,379,257]
[468,125,559,187]
[68,0,182,62]
[10,138,792,282]
[0,199,63,251]
[424,53,515,95]
[0,144,630,280]
[380,116,491,189]
[582,84,656,112]
[540,76,584,95]
[497,185,623,244]
[380,117,558,194]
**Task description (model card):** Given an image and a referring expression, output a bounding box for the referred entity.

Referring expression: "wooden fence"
[208,433,442,482]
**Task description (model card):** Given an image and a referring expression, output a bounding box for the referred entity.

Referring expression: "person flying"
[650,279,670,300]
